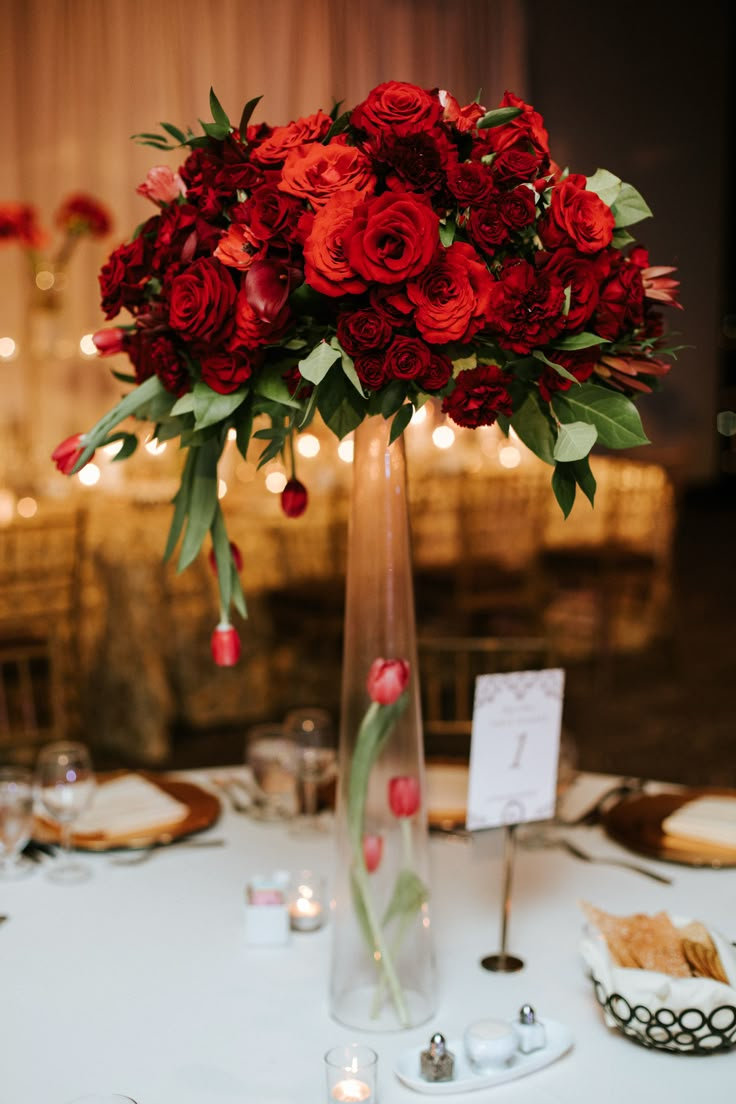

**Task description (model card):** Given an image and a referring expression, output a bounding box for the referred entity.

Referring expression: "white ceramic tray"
[393,1019,573,1094]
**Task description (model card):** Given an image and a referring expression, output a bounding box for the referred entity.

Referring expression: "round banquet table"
[1,772,734,1104]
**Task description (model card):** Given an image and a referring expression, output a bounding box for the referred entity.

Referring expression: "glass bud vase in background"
[329,414,436,1031]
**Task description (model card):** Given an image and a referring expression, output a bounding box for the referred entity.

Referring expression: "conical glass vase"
[329,414,436,1032]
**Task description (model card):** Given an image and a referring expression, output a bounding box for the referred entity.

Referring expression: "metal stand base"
[480,952,525,973]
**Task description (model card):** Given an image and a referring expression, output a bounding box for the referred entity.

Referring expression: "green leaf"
[298,340,341,385]
[390,403,413,444]
[177,438,220,571]
[477,105,523,130]
[160,121,188,144]
[109,433,138,462]
[585,168,621,207]
[552,383,650,449]
[610,182,653,228]
[553,420,598,462]
[551,332,608,351]
[154,416,190,442]
[568,456,597,507]
[164,450,196,561]
[253,363,303,408]
[552,465,576,518]
[532,349,579,382]
[379,380,407,419]
[611,228,636,250]
[239,95,262,136]
[324,110,352,143]
[111,370,138,385]
[510,392,556,465]
[200,120,230,141]
[235,407,254,460]
[209,88,231,130]
[717,410,736,436]
[210,505,232,616]
[382,869,428,927]
[170,393,196,416]
[193,381,247,430]
[350,866,374,950]
[330,337,365,397]
[73,375,166,469]
[230,567,247,620]
[439,218,456,247]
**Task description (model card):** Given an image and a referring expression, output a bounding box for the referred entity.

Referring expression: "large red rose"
[168,257,237,345]
[486,259,566,354]
[384,336,431,380]
[442,363,513,428]
[498,186,536,231]
[303,190,368,298]
[250,110,332,166]
[407,241,493,345]
[351,81,442,137]
[593,255,645,341]
[540,173,615,255]
[484,91,550,159]
[336,310,392,355]
[540,247,611,331]
[491,149,543,186]
[279,142,376,210]
[200,351,255,394]
[344,192,439,285]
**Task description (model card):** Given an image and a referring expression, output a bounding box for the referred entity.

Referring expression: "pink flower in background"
[136,166,187,206]
[281,478,308,518]
[388,776,421,818]
[51,434,90,475]
[362,833,383,873]
[92,328,126,356]
[366,658,410,705]
[210,623,241,666]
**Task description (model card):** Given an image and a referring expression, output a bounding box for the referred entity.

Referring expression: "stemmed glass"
[0,767,35,879]
[284,708,337,831]
[35,741,96,884]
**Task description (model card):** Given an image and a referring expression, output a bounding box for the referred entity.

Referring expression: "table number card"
[466,669,565,831]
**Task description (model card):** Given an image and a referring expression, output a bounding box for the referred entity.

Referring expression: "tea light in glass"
[325,1044,377,1104]
[289,870,326,932]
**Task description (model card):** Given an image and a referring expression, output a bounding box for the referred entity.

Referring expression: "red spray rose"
[384,336,431,381]
[354,351,388,389]
[362,834,384,873]
[281,479,308,518]
[211,623,241,667]
[336,310,392,356]
[250,110,332,166]
[388,776,421,818]
[200,351,254,394]
[51,434,90,475]
[442,364,513,429]
[366,658,410,705]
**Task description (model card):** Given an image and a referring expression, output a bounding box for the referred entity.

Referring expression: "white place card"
[466,668,565,831]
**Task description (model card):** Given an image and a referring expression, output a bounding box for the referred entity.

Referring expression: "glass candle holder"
[324,1044,378,1103]
[289,870,326,932]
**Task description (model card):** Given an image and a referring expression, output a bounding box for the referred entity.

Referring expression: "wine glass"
[35,741,96,884]
[66,1096,138,1103]
[0,767,35,879]
[284,708,337,831]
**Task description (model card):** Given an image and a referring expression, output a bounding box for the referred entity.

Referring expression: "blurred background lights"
[226,428,237,442]
[498,444,521,469]
[79,333,97,356]
[78,463,100,486]
[0,490,16,524]
[432,425,455,450]
[145,438,167,456]
[102,439,124,458]
[296,433,320,458]
[16,496,38,518]
[218,479,228,499]
[235,460,256,483]
[265,471,287,494]
[410,405,428,425]
[35,270,55,291]
[0,337,17,359]
[337,438,354,463]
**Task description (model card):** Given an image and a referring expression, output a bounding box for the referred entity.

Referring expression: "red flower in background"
[51,434,90,475]
[210,623,241,667]
[0,202,46,248]
[281,479,308,518]
[388,776,421,818]
[362,834,383,873]
[55,193,112,238]
[366,658,410,706]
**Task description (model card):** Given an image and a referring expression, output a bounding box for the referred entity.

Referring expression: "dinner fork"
[534,834,672,884]
[109,837,226,866]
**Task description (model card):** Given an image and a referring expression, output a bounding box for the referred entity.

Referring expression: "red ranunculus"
[442,363,513,428]
[486,259,566,354]
[384,335,431,380]
[211,623,241,667]
[279,142,376,210]
[250,110,332,166]
[344,192,439,286]
[388,775,421,818]
[303,190,368,298]
[168,257,237,345]
[51,434,89,475]
[351,81,442,137]
[366,658,410,705]
[540,173,615,255]
[407,241,493,345]
[362,833,383,873]
[213,222,266,271]
[200,351,254,394]
[92,328,126,356]
[281,478,308,518]
[336,310,392,355]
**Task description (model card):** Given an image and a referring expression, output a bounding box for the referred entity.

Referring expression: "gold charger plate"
[426,759,468,830]
[34,772,221,851]
[602,787,736,868]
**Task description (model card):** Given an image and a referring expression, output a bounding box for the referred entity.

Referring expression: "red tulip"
[281,478,308,518]
[208,541,243,574]
[92,328,126,356]
[366,658,410,706]
[210,623,241,667]
[363,833,383,873]
[388,776,421,818]
[51,433,90,475]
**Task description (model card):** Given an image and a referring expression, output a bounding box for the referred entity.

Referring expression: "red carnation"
[486,259,566,354]
[55,193,112,238]
[442,364,512,429]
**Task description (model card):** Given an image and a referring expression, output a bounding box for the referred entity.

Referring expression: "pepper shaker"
[420,1033,455,1081]
[515,1004,546,1054]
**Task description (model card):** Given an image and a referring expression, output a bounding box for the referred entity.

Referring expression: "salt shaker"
[420,1033,455,1082]
[515,1004,546,1054]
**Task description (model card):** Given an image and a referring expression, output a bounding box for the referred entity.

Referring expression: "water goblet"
[35,741,96,884]
[0,767,35,879]
[284,707,337,831]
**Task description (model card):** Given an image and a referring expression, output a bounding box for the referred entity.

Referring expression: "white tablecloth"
[1,773,734,1104]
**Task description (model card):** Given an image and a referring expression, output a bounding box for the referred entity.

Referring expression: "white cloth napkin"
[74,774,189,839]
[662,796,736,848]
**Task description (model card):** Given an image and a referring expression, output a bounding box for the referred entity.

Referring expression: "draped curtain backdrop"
[0,0,527,488]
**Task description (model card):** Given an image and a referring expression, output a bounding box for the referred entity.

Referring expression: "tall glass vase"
[329,414,436,1031]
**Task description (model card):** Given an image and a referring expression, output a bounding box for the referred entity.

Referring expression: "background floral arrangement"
[0,192,112,276]
[55,82,682,662]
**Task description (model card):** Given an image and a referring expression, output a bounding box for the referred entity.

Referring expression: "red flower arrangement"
[0,192,112,270]
[59,83,682,656]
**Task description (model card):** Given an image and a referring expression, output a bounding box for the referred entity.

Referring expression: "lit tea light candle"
[330,1078,371,1102]
[289,893,323,931]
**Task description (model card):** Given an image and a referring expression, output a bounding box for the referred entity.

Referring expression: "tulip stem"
[287,425,296,480]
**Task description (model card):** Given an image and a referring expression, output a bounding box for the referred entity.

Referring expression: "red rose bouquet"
[62,83,682,653]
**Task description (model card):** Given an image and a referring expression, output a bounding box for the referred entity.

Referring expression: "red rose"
[485,91,549,159]
[418,352,453,392]
[169,257,236,345]
[366,657,410,704]
[238,185,303,244]
[384,335,431,380]
[279,142,376,210]
[200,351,254,394]
[446,162,496,209]
[250,110,332,165]
[336,310,392,355]
[538,348,597,403]
[491,149,543,186]
[351,81,441,137]
[442,363,512,428]
[540,247,610,331]
[344,192,439,286]
[51,434,89,475]
[388,776,421,818]
[486,259,566,354]
[540,173,615,255]
[281,478,308,518]
[211,623,241,667]
[498,186,536,231]
[98,236,151,319]
[354,351,388,389]
[468,199,509,256]
[55,193,112,238]
[407,241,493,345]
[303,190,368,298]
[593,256,645,340]
[369,284,413,326]
[439,89,486,133]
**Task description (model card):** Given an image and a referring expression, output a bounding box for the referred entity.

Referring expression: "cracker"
[682,938,729,984]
